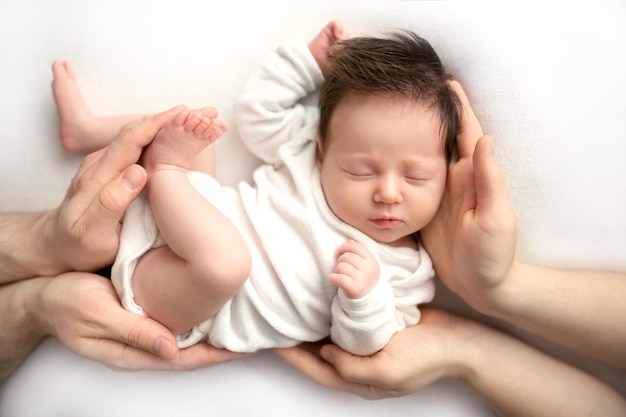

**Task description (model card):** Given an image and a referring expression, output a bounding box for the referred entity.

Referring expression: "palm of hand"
[421,138,519,307]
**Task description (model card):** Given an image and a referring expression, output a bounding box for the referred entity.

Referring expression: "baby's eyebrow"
[339,153,376,165]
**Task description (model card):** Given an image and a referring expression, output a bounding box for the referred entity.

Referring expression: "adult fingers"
[95,339,249,371]
[450,80,483,159]
[95,106,183,183]
[66,164,147,268]
[82,164,146,232]
[319,345,393,399]
[94,306,249,370]
[65,107,180,210]
[168,344,249,370]
[62,148,107,203]
[273,345,366,394]
[473,136,516,223]
[320,344,379,385]
[103,310,179,361]
[443,155,477,220]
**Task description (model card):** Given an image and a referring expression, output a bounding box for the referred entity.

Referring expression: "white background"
[1,1,624,416]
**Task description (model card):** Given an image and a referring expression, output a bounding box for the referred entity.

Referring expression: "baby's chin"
[370,232,419,249]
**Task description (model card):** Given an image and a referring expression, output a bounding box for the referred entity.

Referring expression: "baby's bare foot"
[142,108,227,173]
[51,60,97,153]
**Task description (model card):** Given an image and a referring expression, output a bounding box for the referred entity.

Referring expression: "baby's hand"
[308,19,349,75]
[328,239,380,299]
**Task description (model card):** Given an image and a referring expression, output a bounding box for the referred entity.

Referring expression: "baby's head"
[318,31,459,158]
[316,31,461,244]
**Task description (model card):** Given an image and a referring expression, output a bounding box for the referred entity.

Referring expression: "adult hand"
[274,308,469,399]
[448,80,483,158]
[47,107,183,275]
[421,81,519,311]
[275,309,626,416]
[423,82,626,370]
[31,272,247,370]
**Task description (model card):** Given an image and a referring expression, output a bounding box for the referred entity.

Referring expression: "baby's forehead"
[338,91,435,108]
[330,93,441,128]
[326,96,447,153]
[329,104,444,144]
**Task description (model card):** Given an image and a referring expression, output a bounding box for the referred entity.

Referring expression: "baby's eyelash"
[343,168,373,177]
[404,174,431,182]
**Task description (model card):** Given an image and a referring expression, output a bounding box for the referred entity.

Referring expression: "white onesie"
[112,39,435,355]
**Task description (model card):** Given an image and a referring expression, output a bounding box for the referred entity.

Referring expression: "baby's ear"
[315,135,325,167]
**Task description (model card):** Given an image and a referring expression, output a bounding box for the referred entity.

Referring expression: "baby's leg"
[133,109,250,335]
[52,60,142,153]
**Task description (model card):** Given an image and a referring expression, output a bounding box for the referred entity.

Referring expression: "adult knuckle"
[71,170,89,191]
[119,122,135,136]
[80,152,98,167]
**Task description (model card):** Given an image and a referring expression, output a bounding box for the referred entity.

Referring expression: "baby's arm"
[235,20,347,164]
[235,43,322,163]
[329,240,400,356]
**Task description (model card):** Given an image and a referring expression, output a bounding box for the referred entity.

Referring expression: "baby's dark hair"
[318,31,460,160]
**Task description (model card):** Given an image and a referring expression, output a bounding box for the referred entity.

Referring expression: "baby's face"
[317,94,447,245]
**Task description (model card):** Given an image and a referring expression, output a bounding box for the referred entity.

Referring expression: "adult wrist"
[0,278,47,381]
[464,261,523,321]
[437,313,491,384]
[22,277,53,338]
[28,209,69,277]
[452,319,501,388]
[0,211,66,282]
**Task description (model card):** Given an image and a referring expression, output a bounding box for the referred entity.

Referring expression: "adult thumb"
[110,164,147,214]
[91,164,147,227]
[121,314,179,359]
[473,136,502,212]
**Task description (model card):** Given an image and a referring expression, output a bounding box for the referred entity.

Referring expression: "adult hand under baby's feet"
[327,240,380,299]
[309,19,350,75]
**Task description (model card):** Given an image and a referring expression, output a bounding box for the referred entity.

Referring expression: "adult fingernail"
[153,336,174,357]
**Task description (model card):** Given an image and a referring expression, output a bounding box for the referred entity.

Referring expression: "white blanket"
[1,1,624,416]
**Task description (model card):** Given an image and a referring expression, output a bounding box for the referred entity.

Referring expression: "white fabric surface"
[1,1,624,416]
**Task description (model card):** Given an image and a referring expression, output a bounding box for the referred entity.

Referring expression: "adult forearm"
[0,278,46,381]
[464,324,626,417]
[481,262,626,369]
[0,211,61,284]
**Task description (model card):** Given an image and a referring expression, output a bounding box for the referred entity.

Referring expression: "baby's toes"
[209,121,229,142]
[193,117,214,137]
[198,106,218,119]
[182,112,204,133]
[212,120,229,137]
[215,120,229,132]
